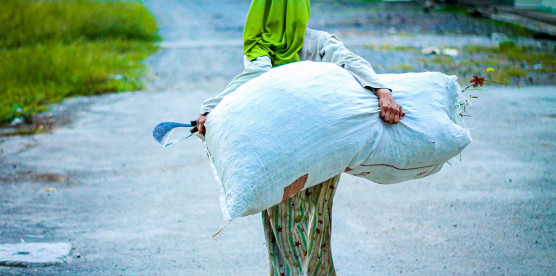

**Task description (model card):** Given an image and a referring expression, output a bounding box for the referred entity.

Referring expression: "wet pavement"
[0,0,555,275]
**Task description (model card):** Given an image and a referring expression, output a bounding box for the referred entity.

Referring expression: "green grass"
[410,41,556,85]
[0,0,160,125]
[429,56,455,65]
[394,33,416,38]
[462,45,498,54]
[0,0,159,48]
[434,4,470,15]
[366,44,419,52]
[398,64,413,71]
[392,45,418,52]
[379,44,393,51]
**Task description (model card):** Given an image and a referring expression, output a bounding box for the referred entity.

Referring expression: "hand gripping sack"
[204,61,471,220]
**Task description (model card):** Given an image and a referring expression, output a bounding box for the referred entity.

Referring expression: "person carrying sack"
[196,1,405,274]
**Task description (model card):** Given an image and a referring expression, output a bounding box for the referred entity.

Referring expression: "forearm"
[374,88,392,98]
[302,29,403,124]
[199,56,272,114]
[318,33,389,93]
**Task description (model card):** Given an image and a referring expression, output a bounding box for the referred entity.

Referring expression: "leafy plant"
[458,67,507,118]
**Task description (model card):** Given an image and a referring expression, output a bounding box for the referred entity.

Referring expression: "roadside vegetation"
[0,0,160,125]
[366,41,556,86]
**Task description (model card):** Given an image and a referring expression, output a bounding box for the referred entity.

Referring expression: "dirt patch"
[0,95,95,137]
[31,173,70,183]
[0,166,77,188]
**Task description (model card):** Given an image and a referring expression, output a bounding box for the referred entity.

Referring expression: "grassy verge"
[365,41,556,86]
[422,41,556,85]
[0,0,160,125]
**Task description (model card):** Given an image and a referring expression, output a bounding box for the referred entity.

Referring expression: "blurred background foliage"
[0,0,160,125]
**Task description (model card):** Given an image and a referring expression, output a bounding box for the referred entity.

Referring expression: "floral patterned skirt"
[262,175,340,276]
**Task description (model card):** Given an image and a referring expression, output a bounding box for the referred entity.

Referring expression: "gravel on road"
[1,1,554,275]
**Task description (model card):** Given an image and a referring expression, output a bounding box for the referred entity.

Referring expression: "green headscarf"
[243,0,311,66]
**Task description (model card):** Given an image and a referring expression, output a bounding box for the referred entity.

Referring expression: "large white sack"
[204,61,471,220]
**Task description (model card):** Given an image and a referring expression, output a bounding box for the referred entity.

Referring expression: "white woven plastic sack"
[204,61,471,220]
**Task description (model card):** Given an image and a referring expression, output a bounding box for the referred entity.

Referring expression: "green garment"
[243,0,311,66]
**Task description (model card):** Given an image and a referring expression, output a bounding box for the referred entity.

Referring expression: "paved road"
[1,1,555,275]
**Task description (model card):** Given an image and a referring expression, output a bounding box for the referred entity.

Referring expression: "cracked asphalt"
[0,0,554,275]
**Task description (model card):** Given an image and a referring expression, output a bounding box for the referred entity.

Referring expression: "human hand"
[375,88,405,124]
[196,114,207,135]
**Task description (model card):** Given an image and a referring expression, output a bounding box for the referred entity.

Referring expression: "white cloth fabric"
[200,56,273,115]
[204,61,471,220]
[199,29,387,114]
[298,28,387,91]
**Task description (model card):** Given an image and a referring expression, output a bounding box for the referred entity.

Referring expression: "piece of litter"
[421,47,441,55]
[442,48,459,57]
[45,188,55,193]
[109,74,124,80]
[533,64,542,70]
[10,117,24,126]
